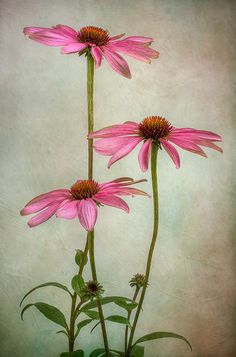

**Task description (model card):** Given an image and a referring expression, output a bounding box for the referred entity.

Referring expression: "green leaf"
[130,345,144,357]
[75,319,93,339]
[71,275,85,296]
[84,310,100,320]
[81,296,133,311]
[56,330,68,337]
[115,301,138,312]
[75,249,88,267]
[20,282,71,306]
[60,350,84,357]
[21,302,68,330]
[132,331,192,351]
[106,315,131,327]
[89,349,123,357]
[89,349,104,357]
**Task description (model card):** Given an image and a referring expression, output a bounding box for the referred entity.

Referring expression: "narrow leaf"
[89,349,123,357]
[20,282,71,306]
[132,331,192,351]
[71,275,85,296]
[75,249,88,267]
[115,301,138,312]
[84,310,100,320]
[81,296,133,311]
[56,330,68,337]
[130,345,144,357]
[89,349,104,357]
[21,302,68,329]
[106,315,131,327]
[75,319,93,339]
[60,350,84,357]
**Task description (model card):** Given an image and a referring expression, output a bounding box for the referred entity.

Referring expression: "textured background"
[0,0,235,356]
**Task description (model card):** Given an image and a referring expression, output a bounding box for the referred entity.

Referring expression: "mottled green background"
[0,0,235,356]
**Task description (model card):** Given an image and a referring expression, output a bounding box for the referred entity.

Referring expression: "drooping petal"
[108,137,143,168]
[138,139,152,172]
[119,36,154,44]
[109,33,126,41]
[61,42,87,54]
[93,136,139,156]
[170,128,222,142]
[22,189,71,207]
[27,203,61,227]
[91,46,103,67]
[89,122,138,138]
[103,48,131,79]
[56,200,79,219]
[53,24,78,37]
[21,196,67,216]
[78,199,98,231]
[109,42,159,63]
[24,26,78,46]
[160,138,180,169]
[93,193,129,212]
[168,137,207,157]
[194,139,223,153]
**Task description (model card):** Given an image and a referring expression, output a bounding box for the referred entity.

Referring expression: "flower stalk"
[127,144,159,355]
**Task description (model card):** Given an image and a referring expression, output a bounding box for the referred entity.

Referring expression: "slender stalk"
[88,230,110,356]
[124,287,140,355]
[127,144,159,355]
[68,238,89,352]
[87,53,94,180]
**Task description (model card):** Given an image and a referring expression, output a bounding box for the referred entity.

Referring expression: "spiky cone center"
[82,280,104,299]
[70,180,99,200]
[78,26,109,46]
[130,273,148,288]
[138,116,172,141]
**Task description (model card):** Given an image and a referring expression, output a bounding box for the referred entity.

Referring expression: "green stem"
[127,144,159,355]
[87,53,94,180]
[68,238,89,352]
[124,287,140,355]
[88,230,110,356]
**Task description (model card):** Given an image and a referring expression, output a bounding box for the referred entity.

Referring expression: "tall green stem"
[127,144,159,355]
[124,287,140,355]
[88,230,110,355]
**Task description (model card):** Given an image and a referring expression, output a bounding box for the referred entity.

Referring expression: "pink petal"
[120,36,154,44]
[89,123,138,138]
[27,203,61,227]
[61,42,87,54]
[103,48,131,79]
[25,26,78,46]
[94,136,140,156]
[21,196,67,216]
[24,27,50,35]
[138,139,152,172]
[160,139,180,169]
[94,193,129,212]
[170,128,222,142]
[53,24,78,37]
[91,46,103,68]
[56,200,79,219]
[194,139,223,153]
[109,33,126,41]
[168,137,207,157]
[108,137,143,168]
[109,43,159,63]
[78,199,98,231]
[23,189,71,207]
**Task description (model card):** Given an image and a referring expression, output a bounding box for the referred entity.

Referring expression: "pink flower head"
[20,177,148,231]
[89,116,223,171]
[23,24,159,78]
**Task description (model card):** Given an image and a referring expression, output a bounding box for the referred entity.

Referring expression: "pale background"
[0,0,235,356]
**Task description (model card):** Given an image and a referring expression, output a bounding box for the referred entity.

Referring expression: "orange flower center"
[138,116,172,140]
[78,26,109,46]
[70,180,99,200]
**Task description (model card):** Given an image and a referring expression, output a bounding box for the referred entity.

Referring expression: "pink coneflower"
[20,177,148,231]
[89,116,223,171]
[23,24,159,78]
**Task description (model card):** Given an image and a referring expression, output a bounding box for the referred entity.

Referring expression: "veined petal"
[94,136,139,156]
[91,46,103,68]
[170,128,222,142]
[109,33,126,41]
[138,139,152,172]
[21,196,67,216]
[194,139,223,153]
[27,203,61,227]
[120,36,154,44]
[160,139,180,169]
[25,26,78,46]
[89,123,138,138]
[108,137,143,168]
[103,48,131,79]
[94,193,129,212]
[61,42,87,54]
[56,200,79,219]
[78,199,98,231]
[53,24,78,37]
[109,43,159,62]
[23,189,71,207]
[168,137,207,157]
